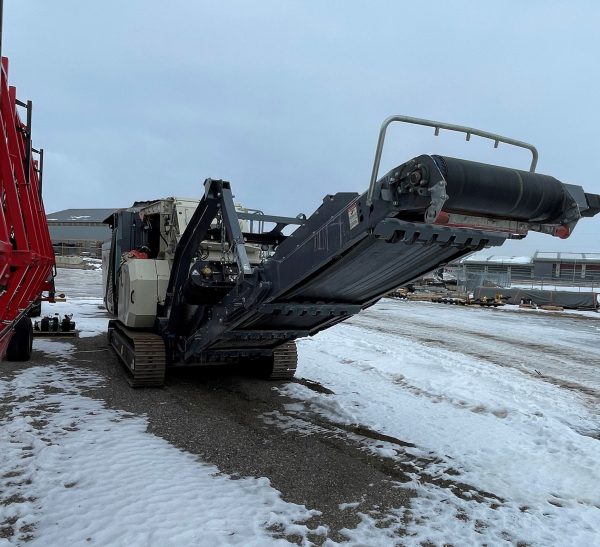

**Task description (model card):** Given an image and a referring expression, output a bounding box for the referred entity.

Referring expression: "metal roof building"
[453,251,600,289]
[47,208,115,258]
[533,251,600,263]
[530,251,600,285]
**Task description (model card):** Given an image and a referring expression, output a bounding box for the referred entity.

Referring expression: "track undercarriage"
[108,320,298,387]
[108,321,167,387]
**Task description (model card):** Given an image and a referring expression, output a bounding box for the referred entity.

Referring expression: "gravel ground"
[2,334,415,544]
[3,268,598,545]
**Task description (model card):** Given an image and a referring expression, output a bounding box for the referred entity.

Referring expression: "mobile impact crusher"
[103,116,600,386]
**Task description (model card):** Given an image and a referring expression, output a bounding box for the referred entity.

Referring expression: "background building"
[47,209,114,258]
[448,251,600,291]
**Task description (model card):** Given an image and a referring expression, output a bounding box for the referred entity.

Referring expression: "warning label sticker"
[347,203,359,230]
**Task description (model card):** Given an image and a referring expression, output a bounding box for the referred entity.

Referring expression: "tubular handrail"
[366,115,539,206]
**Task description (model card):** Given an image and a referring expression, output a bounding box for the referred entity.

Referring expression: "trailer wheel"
[6,317,33,362]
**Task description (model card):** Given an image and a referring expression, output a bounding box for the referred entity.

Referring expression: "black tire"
[6,317,33,362]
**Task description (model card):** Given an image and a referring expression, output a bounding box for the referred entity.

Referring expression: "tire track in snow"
[348,312,600,403]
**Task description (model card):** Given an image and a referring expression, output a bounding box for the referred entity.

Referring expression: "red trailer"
[0,56,55,361]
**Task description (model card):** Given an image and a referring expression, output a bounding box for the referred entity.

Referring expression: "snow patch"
[282,299,600,545]
[0,364,324,546]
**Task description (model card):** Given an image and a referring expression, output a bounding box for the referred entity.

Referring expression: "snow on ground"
[3,269,331,545]
[2,269,409,545]
[497,303,599,319]
[81,257,102,270]
[5,268,600,545]
[0,353,325,546]
[276,299,600,545]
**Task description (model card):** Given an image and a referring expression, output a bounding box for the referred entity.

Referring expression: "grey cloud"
[4,0,599,255]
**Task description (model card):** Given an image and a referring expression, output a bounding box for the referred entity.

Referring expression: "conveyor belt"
[153,157,600,362]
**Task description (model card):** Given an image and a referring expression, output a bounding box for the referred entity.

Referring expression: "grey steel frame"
[366,115,539,206]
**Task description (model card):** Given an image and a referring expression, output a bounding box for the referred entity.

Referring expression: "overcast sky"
[4,1,600,256]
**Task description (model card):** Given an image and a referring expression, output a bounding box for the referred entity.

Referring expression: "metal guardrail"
[366,115,539,206]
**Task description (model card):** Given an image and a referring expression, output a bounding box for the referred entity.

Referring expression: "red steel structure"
[0,56,55,360]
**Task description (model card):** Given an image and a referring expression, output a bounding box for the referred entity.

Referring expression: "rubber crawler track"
[108,321,166,387]
[267,341,298,380]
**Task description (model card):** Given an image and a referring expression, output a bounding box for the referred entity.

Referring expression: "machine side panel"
[118,260,163,328]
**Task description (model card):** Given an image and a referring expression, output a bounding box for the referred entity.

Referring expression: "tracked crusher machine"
[103,116,600,386]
